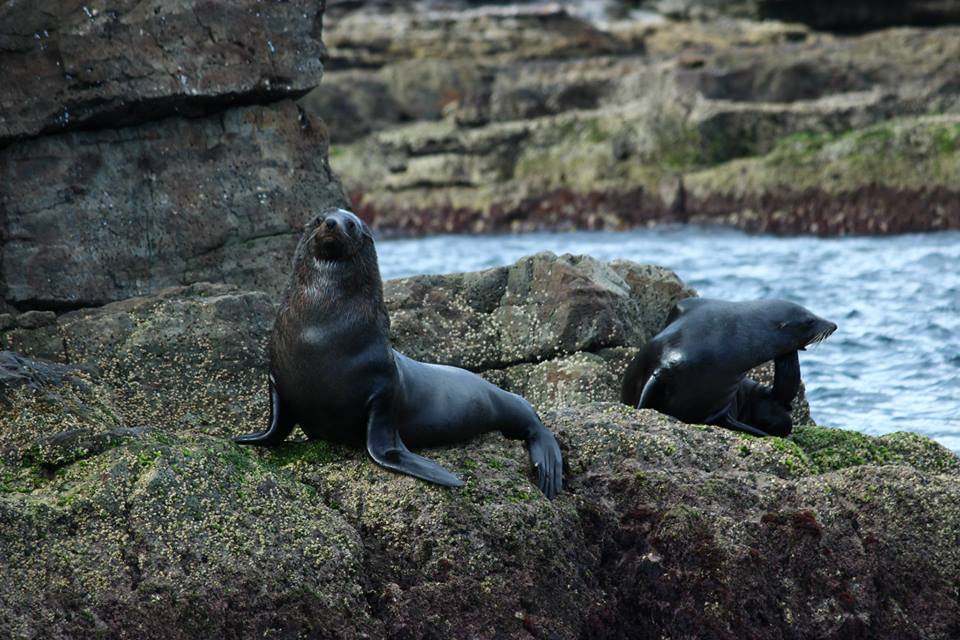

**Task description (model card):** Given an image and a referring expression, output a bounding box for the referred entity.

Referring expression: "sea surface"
[377,227,960,453]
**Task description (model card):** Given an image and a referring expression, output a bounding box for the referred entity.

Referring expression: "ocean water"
[377,227,960,452]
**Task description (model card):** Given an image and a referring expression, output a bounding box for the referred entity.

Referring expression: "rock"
[547,403,960,639]
[1,432,374,639]
[685,27,960,104]
[2,253,817,422]
[683,115,960,234]
[319,8,960,237]
[1,101,348,310]
[641,0,960,30]
[337,64,960,235]
[300,60,486,143]
[1,0,345,313]
[3,255,696,423]
[2,283,275,440]
[323,4,625,69]
[0,254,953,637]
[299,70,407,143]
[0,351,122,465]
[0,0,327,146]
[386,252,693,370]
[482,348,638,410]
[758,0,960,31]
[14,310,56,329]
[2,396,958,638]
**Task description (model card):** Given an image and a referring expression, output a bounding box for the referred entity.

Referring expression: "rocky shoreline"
[308,2,960,237]
[3,1,960,637]
[3,254,959,638]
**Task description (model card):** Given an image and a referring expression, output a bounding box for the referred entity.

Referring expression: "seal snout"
[803,319,838,350]
[309,209,366,260]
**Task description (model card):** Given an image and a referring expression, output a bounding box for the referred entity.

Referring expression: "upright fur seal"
[234,209,563,498]
[621,298,837,437]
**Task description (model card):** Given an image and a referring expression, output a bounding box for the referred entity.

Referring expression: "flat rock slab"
[324,4,625,69]
[0,0,327,145]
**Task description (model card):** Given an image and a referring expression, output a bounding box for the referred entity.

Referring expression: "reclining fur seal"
[234,208,563,498]
[621,297,837,437]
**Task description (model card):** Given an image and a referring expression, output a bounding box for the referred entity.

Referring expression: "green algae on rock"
[2,365,958,637]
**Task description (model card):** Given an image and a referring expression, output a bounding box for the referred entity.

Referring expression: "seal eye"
[346,219,356,231]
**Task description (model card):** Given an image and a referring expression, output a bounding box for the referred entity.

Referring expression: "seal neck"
[290,251,390,333]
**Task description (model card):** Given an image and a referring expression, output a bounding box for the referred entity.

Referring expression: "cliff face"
[2,254,958,639]
[0,0,348,312]
[308,3,960,236]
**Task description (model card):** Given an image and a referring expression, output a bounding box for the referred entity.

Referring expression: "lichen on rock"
[2,254,958,638]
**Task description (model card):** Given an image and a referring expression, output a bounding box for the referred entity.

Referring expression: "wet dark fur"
[235,209,563,498]
[621,297,836,437]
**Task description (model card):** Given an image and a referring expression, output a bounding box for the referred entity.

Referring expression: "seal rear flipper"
[366,399,464,488]
[234,375,296,446]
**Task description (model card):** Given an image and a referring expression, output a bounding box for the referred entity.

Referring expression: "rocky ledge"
[307,3,960,236]
[2,254,957,639]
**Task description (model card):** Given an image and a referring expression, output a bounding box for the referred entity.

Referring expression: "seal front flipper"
[717,413,770,438]
[525,426,563,499]
[234,375,296,446]
[771,351,801,407]
[366,395,464,488]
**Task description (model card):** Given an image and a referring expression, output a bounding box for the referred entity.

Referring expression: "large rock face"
[2,367,958,638]
[0,0,326,145]
[643,0,960,30]
[1,101,346,310]
[0,0,347,313]
[1,254,696,432]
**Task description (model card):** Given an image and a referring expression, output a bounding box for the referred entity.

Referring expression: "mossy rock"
[792,424,960,474]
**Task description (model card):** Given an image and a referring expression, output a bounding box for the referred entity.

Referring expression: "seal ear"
[358,219,374,241]
[777,321,789,330]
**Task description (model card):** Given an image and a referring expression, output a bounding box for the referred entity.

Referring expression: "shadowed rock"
[1,102,348,310]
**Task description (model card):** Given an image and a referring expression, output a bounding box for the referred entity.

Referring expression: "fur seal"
[621,297,837,437]
[234,209,563,498]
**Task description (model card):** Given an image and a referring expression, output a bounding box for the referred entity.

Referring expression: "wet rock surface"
[309,3,960,236]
